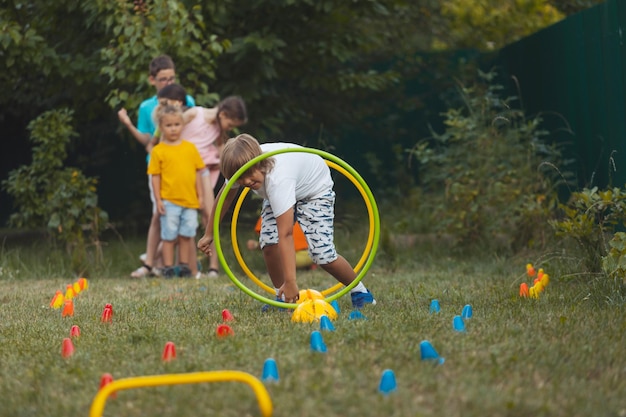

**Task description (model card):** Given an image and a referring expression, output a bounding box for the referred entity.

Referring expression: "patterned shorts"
[259,191,337,265]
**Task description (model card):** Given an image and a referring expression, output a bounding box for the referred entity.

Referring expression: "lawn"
[0,233,624,417]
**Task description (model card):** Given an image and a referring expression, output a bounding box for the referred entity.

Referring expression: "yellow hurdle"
[89,370,273,417]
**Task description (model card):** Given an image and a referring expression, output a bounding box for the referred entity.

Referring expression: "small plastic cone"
[162,341,176,362]
[99,373,117,398]
[330,300,340,314]
[70,325,81,338]
[541,274,550,287]
[61,338,75,358]
[65,285,76,300]
[453,315,466,332]
[221,309,234,322]
[429,299,441,313]
[104,304,113,315]
[101,308,112,323]
[216,324,234,338]
[348,310,367,320]
[529,286,539,299]
[526,263,536,277]
[73,281,81,295]
[50,291,64,309]
[519,283,529,297]
[420,340,444,364]
[378,369,397,395]
[461,304,473,319]
[79,278,89,290]
[320,315,335,331]
[534,281,544,293]
[537,269,544,281]
[261,358,280,383]
[62,299,74,317]
[310,331,327,353]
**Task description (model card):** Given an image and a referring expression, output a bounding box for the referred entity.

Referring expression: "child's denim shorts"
[160,200,198,241]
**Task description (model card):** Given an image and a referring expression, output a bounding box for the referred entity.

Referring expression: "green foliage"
[550,186,626,272]
[408,70,572,251]
[436,0,564,50]
[2,109,108,273]
[602,232,626,285]
[92,0,228,110]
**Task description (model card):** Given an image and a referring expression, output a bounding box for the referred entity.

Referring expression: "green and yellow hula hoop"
[213,147,380,309]
[230,160,375,296]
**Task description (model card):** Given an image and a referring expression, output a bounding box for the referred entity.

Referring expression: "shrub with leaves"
[408,70,573,251]
[2,109,108,273]
[550,186,626,272]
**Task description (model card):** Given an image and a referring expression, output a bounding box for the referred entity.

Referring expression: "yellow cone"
[292,299,338,323]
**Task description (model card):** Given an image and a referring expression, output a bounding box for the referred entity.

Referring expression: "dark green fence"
[497,0,626,188]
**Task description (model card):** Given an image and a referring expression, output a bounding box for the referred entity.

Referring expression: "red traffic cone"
[162,341,176,362]
[101,304,113,323]
[221,309,234,322]
[70,325,81,338]
[216,324,234,338]
[99,373,117,398]
[61,338,75,358]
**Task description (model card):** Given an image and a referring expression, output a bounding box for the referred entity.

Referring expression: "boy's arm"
[117,108,151,147]
[275,208,298,303]
[197,184,239,254]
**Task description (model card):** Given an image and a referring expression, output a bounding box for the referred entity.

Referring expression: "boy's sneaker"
[178,264,192,278]
[162,266,177,279]
[261,296,287,313]
[351,289,376,308]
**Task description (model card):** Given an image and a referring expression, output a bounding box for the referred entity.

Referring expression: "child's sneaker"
[162,266,177,279]
[178,264,192,278]
[261,296,287,313]
[351,289,376,308]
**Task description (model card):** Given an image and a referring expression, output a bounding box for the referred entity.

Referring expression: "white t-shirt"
[242,143,334,217]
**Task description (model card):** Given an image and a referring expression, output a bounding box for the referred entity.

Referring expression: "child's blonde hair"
[221,134,274,179]
[153,105,184,144]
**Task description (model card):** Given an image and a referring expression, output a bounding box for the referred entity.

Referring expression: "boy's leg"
[178,206,199,278]
[198,172,219,276]
[296,192,375,307]
[131,175,162,278]
[160,200,183,277]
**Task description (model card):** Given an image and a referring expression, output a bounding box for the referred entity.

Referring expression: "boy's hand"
[279,281,300,303]
[117,108,131,126]
[156,201,166,215]
[198,235,214,255]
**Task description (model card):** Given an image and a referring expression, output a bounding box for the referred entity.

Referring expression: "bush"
[407,69,573,251]
[2,109,108,274]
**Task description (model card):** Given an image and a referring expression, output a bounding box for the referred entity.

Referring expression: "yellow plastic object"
[297,289,324,304]
[292,299,338,323]
[230,160,375,297]
[89,371,272,417]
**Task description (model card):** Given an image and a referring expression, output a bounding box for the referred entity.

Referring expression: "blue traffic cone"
[310,331,327,353]
[429,299,441,314]
[378,369,397,395]
[420,340,445,364]
[261,358,279,382]
[348,310,367,320]
[452,315,466,332]
[330,299,340,314]
[320,315,335,331]
[461,304,473,319]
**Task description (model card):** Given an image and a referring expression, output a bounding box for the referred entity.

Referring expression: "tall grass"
[0,232,624,417]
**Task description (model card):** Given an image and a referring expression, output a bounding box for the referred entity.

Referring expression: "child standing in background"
[152,84,247,277]
[117,55,196,278]
[147,105,205,278]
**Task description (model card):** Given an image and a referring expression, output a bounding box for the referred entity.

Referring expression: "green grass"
[0,234,625,417]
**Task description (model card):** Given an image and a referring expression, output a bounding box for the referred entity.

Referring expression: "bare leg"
[162,240,176,267]
[145,211,161,268]
[261,243,284,289]
[179,236,192,265]
[320,255,357,286]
